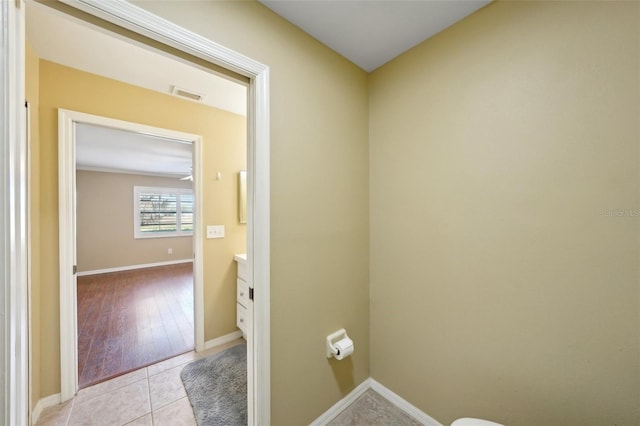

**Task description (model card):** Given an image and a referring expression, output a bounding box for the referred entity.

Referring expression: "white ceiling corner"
[258,0,491,72]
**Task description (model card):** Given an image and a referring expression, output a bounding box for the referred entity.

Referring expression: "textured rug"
[180,343,247,426]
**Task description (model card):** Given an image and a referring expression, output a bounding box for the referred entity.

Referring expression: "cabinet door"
[237,279,249,307]
[236,302,248,334]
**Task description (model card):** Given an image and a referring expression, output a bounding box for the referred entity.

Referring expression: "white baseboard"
[204,330,243,350]
[309,378,372,426]
[32,393,61,425]
[77,259,193,276]
[369,378,443,426]
[310,377,443,426]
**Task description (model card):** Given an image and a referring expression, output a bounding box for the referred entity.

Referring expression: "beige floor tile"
[75,368,147,405]
[147,351,197,377]
[149,364,187,410]
[152,397,196,426]
[68,379,151,426]
[35,399,73,426]
[41,341,246,426]
[124,413,153,425]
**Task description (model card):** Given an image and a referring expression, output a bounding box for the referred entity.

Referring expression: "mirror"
[239,170,247,224]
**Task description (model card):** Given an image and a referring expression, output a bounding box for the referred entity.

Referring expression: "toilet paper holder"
[326,328,353,359]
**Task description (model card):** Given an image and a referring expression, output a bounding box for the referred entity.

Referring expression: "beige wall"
[34,59,247,398]
[76,171,193,272]
[369,2,640,425]
[31,1,638,425]
[131,2,371,425]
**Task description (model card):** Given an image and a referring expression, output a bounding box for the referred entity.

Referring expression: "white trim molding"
[31,393,62,425]
[309,379,372,426]
[192,133,205,354]
[58,0,264,78]
[204,330,243,350]
[1,0,29,424]
[76,259,193,277]
[58,109,206,402]
[310,378,443,426]
[57,109,78,403]
[369,379,443,426]
[52,2,270,423]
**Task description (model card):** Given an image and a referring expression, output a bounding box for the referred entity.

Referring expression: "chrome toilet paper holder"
[326,328,352,358]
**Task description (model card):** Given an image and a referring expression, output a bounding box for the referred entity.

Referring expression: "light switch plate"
[206,225,225,239]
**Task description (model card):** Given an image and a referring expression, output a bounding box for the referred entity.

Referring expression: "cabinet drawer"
[237,302,248,334]
[237,262,248,281]
[237,279,249,307]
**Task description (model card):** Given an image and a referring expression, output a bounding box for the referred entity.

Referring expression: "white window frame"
[133,186,194,239]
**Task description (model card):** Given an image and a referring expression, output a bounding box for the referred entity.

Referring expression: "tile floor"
[36,339,244,426]
[327,389,422,426]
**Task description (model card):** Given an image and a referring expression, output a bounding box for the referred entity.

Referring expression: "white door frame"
[58,110,205,400]
[56,1,270,425]
[1,0,29,425]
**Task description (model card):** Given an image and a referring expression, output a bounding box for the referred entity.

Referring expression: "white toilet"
[451,418,504,426]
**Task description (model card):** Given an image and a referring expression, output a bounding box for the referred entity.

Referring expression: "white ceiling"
[259,0,491,71]
[26,2,247,116]
[75,123,193,178]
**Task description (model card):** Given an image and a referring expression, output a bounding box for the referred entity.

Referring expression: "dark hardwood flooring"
[77,262,194,388]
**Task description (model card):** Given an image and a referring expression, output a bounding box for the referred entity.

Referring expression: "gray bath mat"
[180,343,247,426]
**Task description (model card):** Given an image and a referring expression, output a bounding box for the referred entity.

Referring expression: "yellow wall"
[26,42,41,414]
[132,2,371,424]
[369,1,640,425]
[76,171,193,272]
[35,59,246,398]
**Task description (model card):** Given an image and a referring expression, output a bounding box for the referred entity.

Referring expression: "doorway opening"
[59,110,207,393]
[74,122,198,388]
[19,0,271,424]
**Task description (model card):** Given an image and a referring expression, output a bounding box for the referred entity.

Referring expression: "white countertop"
[234,253,247,263]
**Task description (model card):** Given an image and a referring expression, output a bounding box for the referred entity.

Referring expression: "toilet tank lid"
[451,418,504,426]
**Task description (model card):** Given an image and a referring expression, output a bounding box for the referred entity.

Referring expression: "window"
[134,186,193,238]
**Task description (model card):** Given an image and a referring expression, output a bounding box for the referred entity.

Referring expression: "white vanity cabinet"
[234,254,249,337]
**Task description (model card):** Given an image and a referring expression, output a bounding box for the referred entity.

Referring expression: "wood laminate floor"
[77,263,194,389]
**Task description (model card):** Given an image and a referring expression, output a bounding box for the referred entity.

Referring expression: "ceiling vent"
[171,85,205,102]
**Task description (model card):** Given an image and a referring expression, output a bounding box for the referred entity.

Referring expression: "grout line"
[147,370,155,426]
[74,373,149,408]
[63,395,75,426]
[146,352,195,378]
[146,377,153,425]
[148,365,191,413]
